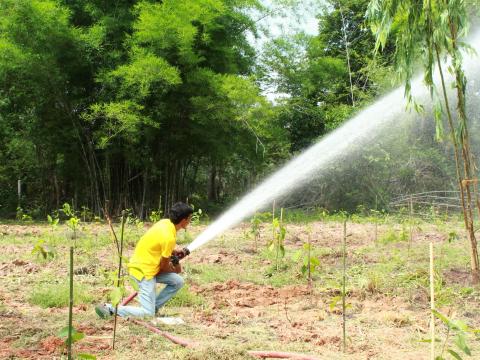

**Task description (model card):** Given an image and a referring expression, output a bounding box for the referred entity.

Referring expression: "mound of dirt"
[192,280,312,308]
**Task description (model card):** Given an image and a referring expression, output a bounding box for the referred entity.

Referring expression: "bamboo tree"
[367,0,480,283]
[339,5,356,107]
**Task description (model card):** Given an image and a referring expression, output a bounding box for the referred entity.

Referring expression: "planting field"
[0,216,479,359]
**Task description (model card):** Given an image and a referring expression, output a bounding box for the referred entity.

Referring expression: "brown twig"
[284,298,292,325]
[104,202,120,255]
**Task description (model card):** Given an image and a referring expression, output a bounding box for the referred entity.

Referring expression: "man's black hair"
[168,202,194,224]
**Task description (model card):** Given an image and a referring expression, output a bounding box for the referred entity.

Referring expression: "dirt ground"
[0,220,479,359]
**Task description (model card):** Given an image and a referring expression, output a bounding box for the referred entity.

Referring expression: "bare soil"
[0,221,479,359]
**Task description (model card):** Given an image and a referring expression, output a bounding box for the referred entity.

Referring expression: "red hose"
[121,291,138,306]
[248,350,320,360]
[131,319,320,359]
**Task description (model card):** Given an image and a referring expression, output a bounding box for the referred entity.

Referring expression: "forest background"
[1,0,479,220]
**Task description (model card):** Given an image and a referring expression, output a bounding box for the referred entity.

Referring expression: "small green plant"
[292,243,320,284]
[249,212,262,251]
[16,207,32,222]
[426,309,479,360]
[190,204,204,225]
[47,213,60,228]
[31,239,55,261]
[268,208,286,272]
[58,327,96,359]
[80,206,93,222]
[61,202,80,360]
[447,231,459,243]
[149,210,162,223]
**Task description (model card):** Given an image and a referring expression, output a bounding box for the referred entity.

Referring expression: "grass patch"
[171,345,255,360]
[167,284,205,307]
[378,228,408,244]
[28,282,93,308]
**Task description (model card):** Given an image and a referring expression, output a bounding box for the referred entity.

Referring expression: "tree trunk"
[444,15,480,283]
[208,162,217,202]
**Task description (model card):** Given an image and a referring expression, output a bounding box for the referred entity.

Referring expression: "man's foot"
[95,304,113,319]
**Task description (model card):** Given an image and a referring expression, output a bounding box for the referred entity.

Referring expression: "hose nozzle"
[171,247,190,265]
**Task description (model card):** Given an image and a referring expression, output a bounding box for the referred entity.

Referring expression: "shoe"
[95,304,112,319]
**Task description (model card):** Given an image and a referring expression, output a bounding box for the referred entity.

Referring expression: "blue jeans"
[108,272,184,318]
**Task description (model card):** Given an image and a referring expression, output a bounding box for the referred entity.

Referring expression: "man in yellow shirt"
[96,202,193,318]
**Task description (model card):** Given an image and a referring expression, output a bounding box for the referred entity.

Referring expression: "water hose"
[131,319,320,360]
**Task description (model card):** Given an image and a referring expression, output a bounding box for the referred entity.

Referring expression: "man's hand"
[158,256,182,274]
[172,248,187,258]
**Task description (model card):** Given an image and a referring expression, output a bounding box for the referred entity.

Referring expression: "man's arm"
[158,256,181,274]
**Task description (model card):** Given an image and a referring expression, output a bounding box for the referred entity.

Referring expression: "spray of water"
[187,32,480,252]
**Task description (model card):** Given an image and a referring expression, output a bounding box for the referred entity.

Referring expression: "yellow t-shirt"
[128,219,177,280]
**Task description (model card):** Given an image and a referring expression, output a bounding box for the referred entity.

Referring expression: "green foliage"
[378,227,408,244]
[58,326,85,344]
[292,243,320,278]
[431,309,479,360]
[190,205,204,225]
[249,212,262,250]
[268,211,287,271]
[31,239,55,261]
[149,210,162,223]
[58,327,97,359]
[28,283,92,308]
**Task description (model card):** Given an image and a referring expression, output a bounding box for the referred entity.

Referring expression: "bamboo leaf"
[454,333,471,355]
[447,349,462,360]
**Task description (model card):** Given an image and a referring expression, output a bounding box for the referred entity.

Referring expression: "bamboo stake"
[408,196,413,258]
[276,208,283,272]
[307,227,312,287]
[113,211,126,349]
[430,242,435,360]
[342,219,347,353]
[67,245,73,360]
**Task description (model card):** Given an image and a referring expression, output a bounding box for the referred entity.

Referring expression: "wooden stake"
[408,197,414,257]
[430,242,435,360]
[113,211,126,350]
[342,219,347,353]
[67,246,73,360]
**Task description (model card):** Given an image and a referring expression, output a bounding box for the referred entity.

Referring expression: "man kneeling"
[96,202,193,318]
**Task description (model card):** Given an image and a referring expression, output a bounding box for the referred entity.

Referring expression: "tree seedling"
[268,208,286,272]
[31,239,55,261]
[292,226,320,286]
[250,212,262,252]
[421,309,479,360]
[60,203,95,359]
